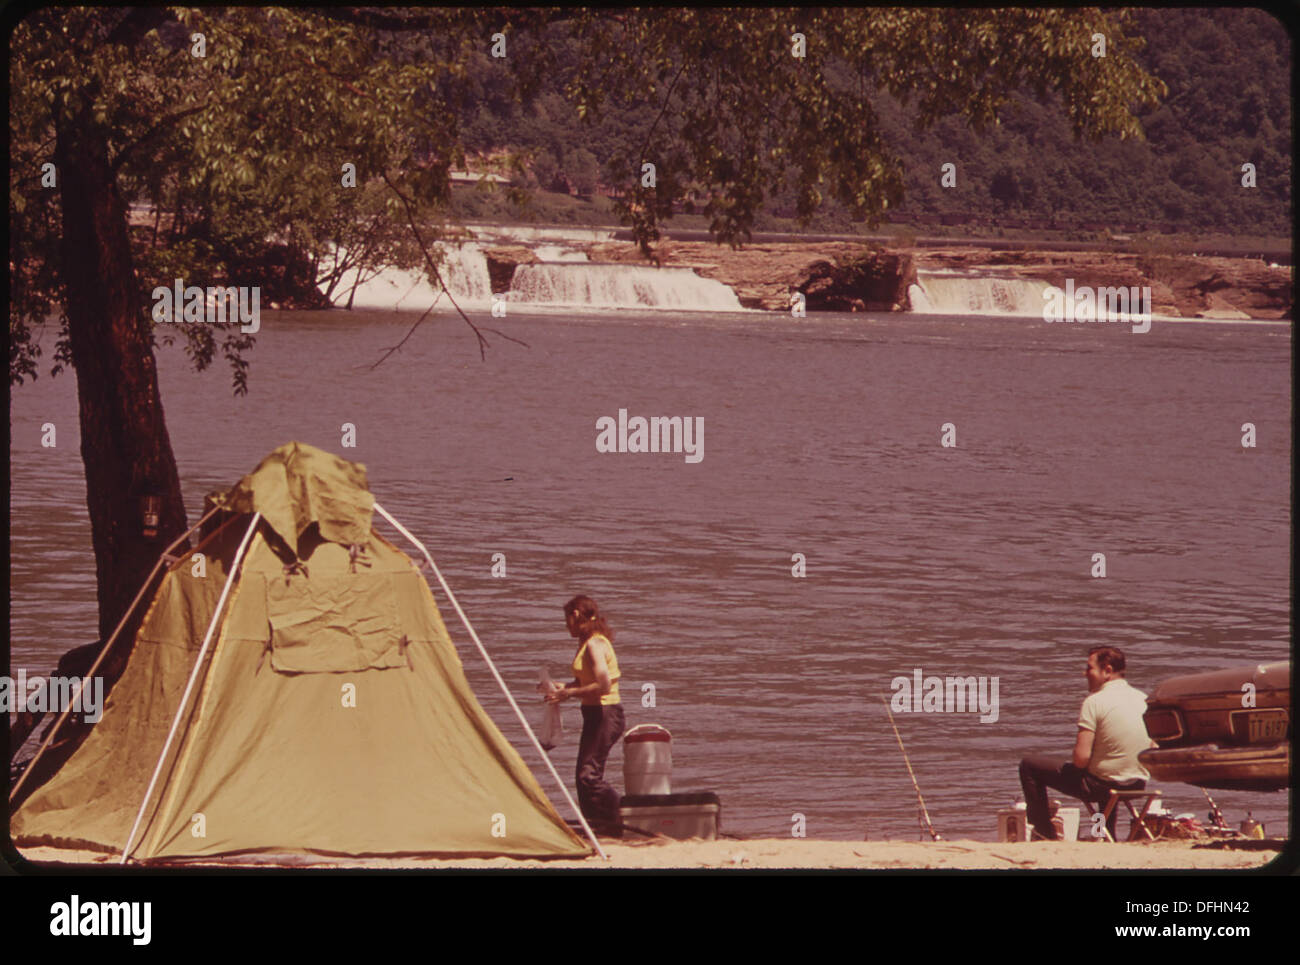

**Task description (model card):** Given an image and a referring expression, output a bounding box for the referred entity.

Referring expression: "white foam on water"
[910,270,1055,316]
[507,263,743,311]
[907,283,933,314]
[320,242,494,311]
[910,272,1277,327]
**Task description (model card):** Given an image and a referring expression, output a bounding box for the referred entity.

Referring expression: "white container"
[1058,807,1080,841]
[622,723,672,796]
[996,804,1080,841]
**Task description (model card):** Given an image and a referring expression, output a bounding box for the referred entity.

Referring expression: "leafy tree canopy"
[10,5,1167,386]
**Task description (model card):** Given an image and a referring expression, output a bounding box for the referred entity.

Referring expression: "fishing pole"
[1199,786,1226,829]
[880,695,942,841]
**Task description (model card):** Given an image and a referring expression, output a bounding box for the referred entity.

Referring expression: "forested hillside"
[456,8,1290,237]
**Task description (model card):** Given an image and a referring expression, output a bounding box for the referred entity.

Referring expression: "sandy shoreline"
[14,838,1284,871]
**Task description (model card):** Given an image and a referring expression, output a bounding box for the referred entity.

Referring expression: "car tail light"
[1144,707,1184,741]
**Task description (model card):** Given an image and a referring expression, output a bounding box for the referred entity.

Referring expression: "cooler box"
[997,805,1079,841]
[619,793,721,840]
[622,724,672,796]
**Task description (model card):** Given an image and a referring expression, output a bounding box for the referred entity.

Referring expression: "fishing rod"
[880,695,942,841]
[1199,786,1227,829]
[1197,785,1251,837]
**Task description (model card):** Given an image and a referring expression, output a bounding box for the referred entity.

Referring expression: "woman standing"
[545,595,624,826]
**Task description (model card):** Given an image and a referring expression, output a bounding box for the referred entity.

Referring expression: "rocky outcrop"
[581,239,1291,318]
[586,240,915,311]
[798,252,917,312]
[1175,262,1292,318]
[483,245,538,293]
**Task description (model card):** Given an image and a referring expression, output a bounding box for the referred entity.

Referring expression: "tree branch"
[377,171,491,361]
[480,327,529,349]
[367,297,442,370]
[636,59,688,178]
[111,101,210,173]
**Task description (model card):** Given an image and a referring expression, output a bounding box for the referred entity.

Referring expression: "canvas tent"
[12,443,592,861]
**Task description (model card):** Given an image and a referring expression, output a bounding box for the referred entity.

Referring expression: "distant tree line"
[458,8,1290,236]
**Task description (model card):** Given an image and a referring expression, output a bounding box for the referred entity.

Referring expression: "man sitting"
[1018,646,1155,841]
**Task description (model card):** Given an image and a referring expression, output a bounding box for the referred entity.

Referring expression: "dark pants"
[1018,755,1146,840]
[577,704,625,823]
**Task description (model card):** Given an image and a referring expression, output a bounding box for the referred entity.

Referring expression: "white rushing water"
[508,263,743,311]
[320,233,746,312]
[323,242,495,312]
[910,271,1057,317]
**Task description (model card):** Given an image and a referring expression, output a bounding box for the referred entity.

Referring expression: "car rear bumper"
[1138,743,1289,792]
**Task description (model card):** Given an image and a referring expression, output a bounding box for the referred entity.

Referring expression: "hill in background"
[453,8,1291,241]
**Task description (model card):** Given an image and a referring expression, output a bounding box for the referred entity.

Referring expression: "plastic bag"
[537,668,563,751]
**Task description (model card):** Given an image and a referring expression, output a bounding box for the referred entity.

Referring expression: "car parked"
[1140,661,1289,792]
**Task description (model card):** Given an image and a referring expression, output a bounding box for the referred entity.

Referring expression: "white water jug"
[623,724,673,796]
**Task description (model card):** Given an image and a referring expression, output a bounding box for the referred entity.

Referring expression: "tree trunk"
[54,114,188,656]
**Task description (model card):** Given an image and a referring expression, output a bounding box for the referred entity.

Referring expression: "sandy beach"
[15,838,1285,872]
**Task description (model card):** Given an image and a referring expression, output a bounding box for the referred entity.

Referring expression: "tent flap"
[217,442,374,557]
[267,572,407,673]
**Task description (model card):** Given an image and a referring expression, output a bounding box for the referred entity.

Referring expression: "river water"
[8,306,1292,842]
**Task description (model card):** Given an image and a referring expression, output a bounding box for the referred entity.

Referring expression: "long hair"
[564,595,614,643]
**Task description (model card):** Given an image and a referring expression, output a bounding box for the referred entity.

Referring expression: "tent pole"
[372,501,609,861]
[9,504,223,805]
[118,512,262,864]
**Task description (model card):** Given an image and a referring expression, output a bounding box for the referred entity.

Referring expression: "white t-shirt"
[1078,678,1151,783]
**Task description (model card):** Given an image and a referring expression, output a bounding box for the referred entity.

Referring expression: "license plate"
[1247,712,1287,742]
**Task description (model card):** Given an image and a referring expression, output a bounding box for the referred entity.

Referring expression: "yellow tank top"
[572,634,621,706]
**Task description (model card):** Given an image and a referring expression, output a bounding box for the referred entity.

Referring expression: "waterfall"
[319,239,744,312]
[438,245,493,305]
[908,283,934,314]
[910,271,1055,317]
[508,263,743,311]
[322,242,494,311]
